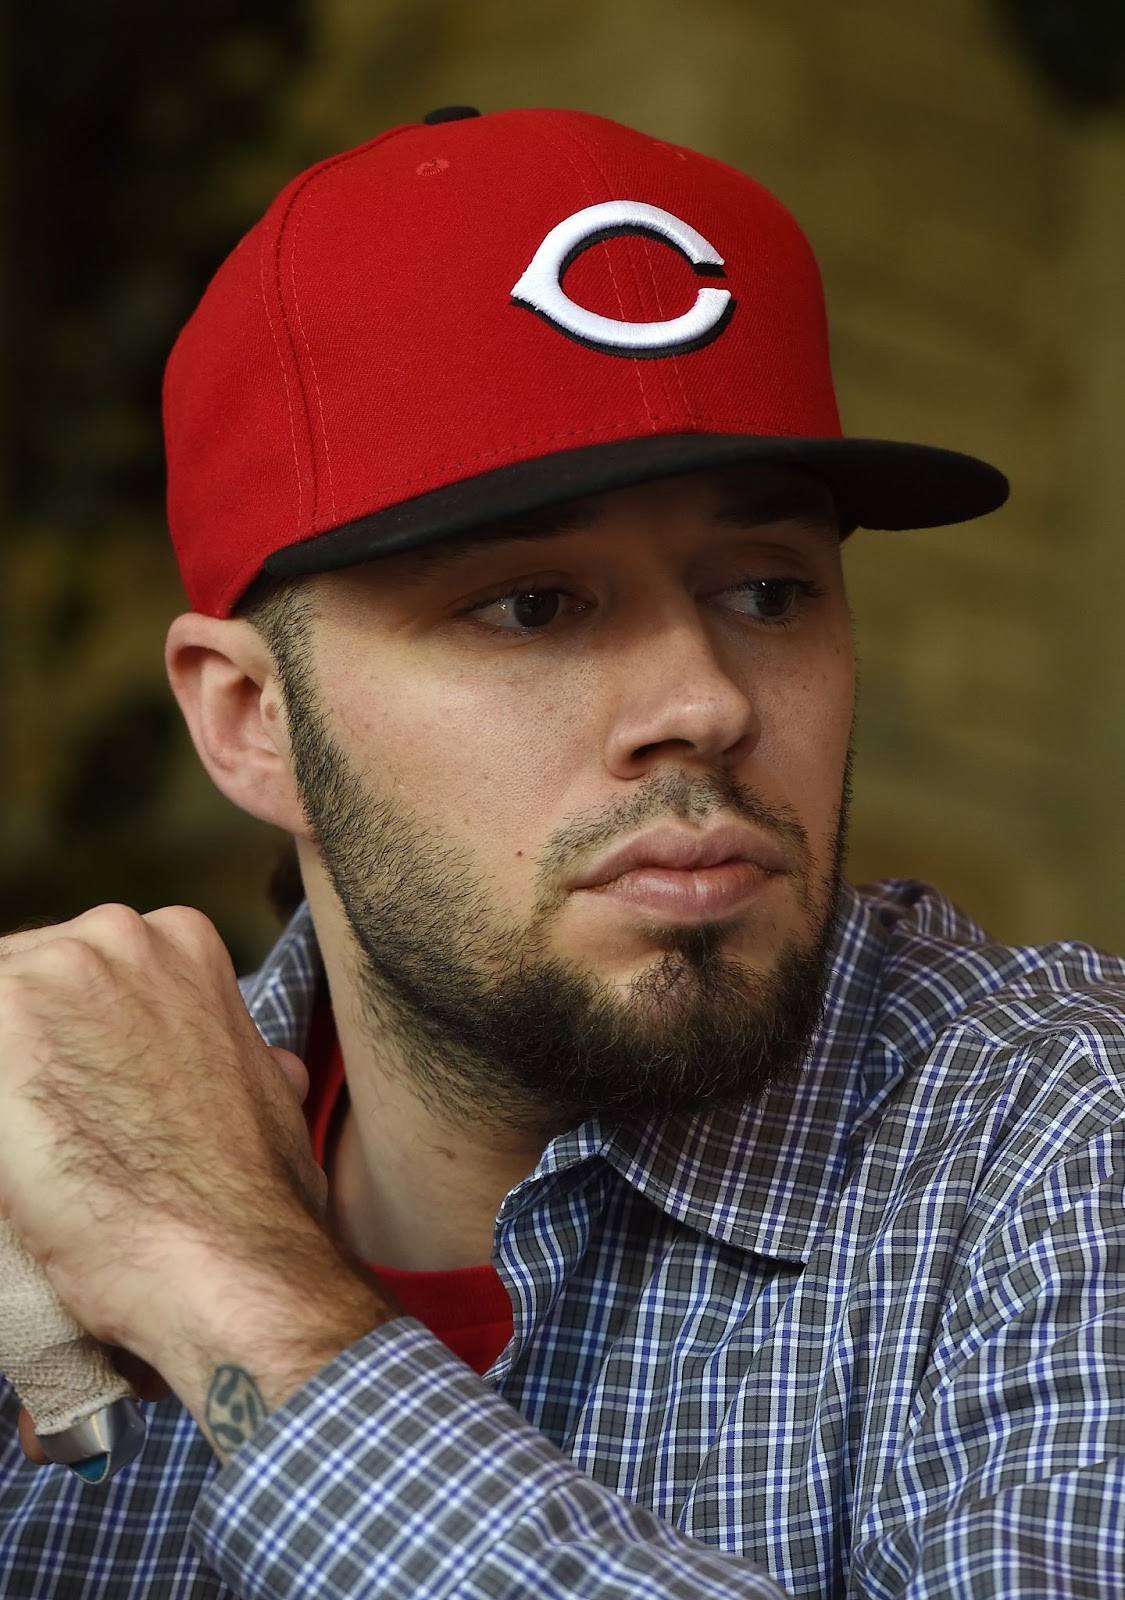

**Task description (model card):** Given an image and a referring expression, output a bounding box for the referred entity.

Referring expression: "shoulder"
[832,884,1125,1280]
[854,879,1125,1123]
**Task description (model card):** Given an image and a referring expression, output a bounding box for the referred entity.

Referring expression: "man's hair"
[236,572,312,671]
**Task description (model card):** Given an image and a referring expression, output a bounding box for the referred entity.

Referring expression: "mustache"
[536,770,811,883]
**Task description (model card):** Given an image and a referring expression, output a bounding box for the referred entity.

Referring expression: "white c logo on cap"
[511,200,734,357]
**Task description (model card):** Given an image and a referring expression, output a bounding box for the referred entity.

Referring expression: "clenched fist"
[0,904,392,1461]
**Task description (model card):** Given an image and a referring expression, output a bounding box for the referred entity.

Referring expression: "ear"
[164,613,311,837]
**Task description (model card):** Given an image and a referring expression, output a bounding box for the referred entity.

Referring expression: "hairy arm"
[0,904,397,1465]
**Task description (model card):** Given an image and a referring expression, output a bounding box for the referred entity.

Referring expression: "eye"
[719,578,817,622]
[470,588,577,632]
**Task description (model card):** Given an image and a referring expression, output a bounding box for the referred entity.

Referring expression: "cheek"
[328,656,597,859]
[753,639,854,824]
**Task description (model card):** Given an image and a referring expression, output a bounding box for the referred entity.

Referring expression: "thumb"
[270,1047,311,1106]
[268,1047,329,1221]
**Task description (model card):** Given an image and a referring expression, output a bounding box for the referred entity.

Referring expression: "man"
[1,105,1123,1598]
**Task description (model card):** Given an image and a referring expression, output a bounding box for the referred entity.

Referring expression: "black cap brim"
[264,433,1009,579]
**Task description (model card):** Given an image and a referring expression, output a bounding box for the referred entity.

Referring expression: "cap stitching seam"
[556,123,684,428]
[212,126,445,610]
[257,221,305,526]
[269,192,322,522]
[286,183,339,521]
[536,124,658,433]
[632,214,693,419]
[260,133,414,528]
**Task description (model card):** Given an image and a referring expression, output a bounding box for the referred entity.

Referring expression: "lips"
[571,822,791,892]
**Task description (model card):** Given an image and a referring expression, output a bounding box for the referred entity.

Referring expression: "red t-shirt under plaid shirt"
[303,1003,513,1377]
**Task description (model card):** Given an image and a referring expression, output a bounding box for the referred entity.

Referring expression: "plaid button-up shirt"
[3,880,1125,1598]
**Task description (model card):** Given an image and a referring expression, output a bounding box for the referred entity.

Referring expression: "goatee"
[282,660,847,1136]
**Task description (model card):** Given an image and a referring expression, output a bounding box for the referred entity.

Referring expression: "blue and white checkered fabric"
[3,880,1125,1598]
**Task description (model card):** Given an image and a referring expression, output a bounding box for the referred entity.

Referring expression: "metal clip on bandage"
[0,1219,146,1484]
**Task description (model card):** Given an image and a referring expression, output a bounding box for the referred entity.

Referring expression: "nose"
[602,608,760,778]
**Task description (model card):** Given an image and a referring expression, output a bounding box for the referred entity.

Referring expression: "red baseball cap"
[163,106,1008,617]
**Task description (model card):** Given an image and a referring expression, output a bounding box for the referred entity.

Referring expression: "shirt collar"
[244,885,898,1267]
[588,884,895,1262]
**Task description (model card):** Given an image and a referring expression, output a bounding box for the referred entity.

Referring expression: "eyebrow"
[385,503,599,584]
[386,484,838,584]
[713,490,840,542]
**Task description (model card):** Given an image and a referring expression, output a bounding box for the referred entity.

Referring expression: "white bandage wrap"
[0,1217,131,1435]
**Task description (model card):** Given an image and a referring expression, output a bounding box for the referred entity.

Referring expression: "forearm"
[194,1303,1125,1600]
[193,1321,790,1600]
[136,1232,399,1464]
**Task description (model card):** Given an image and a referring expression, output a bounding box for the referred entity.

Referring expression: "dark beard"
[283,666,847,1137]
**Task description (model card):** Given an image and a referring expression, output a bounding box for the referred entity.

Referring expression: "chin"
[619,910,785,965]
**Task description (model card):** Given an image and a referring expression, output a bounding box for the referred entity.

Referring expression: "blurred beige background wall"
[4,0,1124,964]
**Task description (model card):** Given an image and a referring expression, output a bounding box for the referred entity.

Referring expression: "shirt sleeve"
[190,1318,789,1600]
[851,1124,1125,1598]
[190,1100,1125,1599]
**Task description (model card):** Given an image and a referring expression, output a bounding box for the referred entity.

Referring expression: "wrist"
[133,1225,398,1460]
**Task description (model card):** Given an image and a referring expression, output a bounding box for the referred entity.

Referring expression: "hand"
[0,904,393,1459]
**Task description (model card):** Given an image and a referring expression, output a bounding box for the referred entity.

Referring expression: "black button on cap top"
[422,105,481,124]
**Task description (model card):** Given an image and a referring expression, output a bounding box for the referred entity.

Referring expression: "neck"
[328,1025,545,1272]
[309,888,546,1272]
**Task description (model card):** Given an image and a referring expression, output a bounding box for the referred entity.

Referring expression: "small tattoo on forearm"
[205,1364,267,1456]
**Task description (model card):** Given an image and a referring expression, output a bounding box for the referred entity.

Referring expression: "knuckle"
[146,906,233,981]
[0,931,110,1001]
[79,902,149,949]
[34,934,109,984]
[171,904,218,939]
[148,904,223,956]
